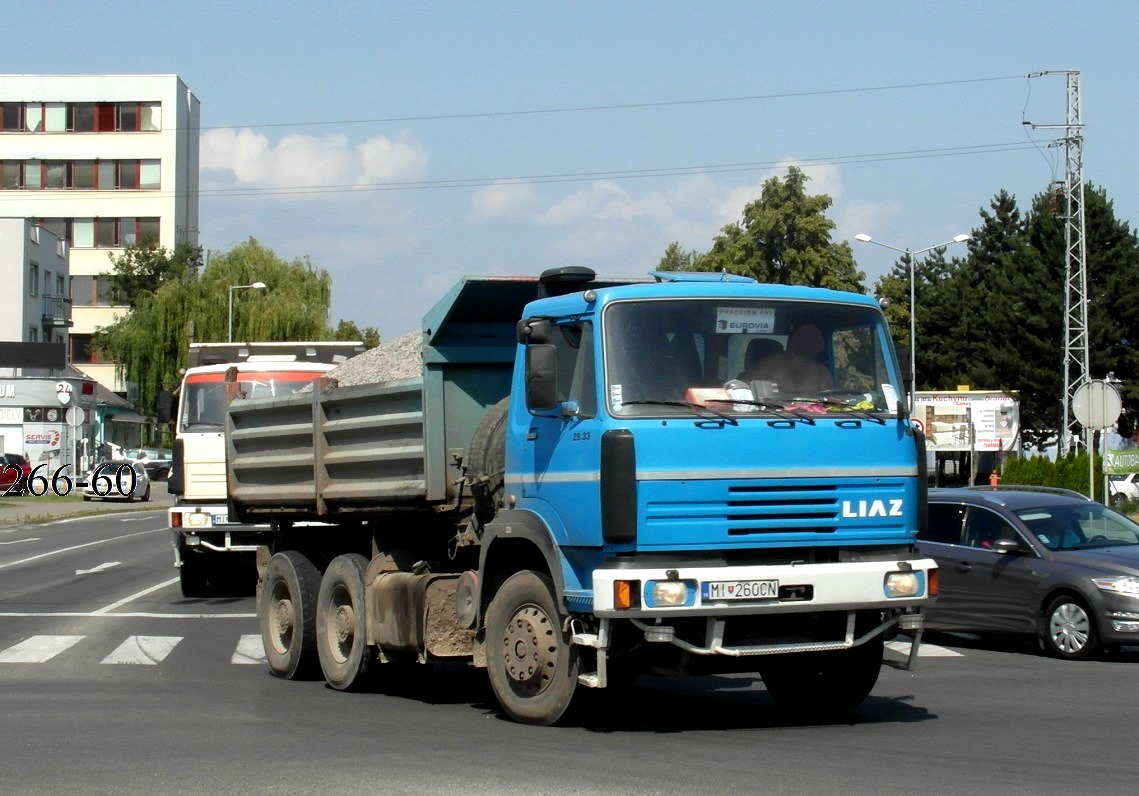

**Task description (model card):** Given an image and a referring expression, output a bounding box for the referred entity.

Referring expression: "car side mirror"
[992,539,1028,555]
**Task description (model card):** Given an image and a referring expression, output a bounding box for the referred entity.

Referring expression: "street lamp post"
[854,233,970,411]
[227,282,267,342]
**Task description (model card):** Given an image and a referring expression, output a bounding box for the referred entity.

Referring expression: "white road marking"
[231,634,266,664]
[0,611,255,619]
[0,635,85,663]
[101,635,182,665]
[0,537,39,545]
[76,561,121,575]
[886,640,964,658]
[0,528,164,571]
[92,577,181,614]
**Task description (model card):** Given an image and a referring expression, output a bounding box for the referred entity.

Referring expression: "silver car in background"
[82,460,152,502]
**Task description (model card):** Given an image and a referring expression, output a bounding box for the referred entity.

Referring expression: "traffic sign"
[1072,379,1122,430]
[55,381,73,405]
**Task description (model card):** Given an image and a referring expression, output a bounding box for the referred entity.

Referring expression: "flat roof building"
[0,74,200,391]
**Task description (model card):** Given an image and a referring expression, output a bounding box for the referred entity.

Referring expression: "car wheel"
[1042,594,1099,660]
[141,485,151,502]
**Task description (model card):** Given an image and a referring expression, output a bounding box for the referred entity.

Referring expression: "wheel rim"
[268,581,296,655]
[501,603,559,697]
[325,583,356,664]
[1049,601,1091,655]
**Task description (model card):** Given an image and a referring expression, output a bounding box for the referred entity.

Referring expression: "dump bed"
[225,272,633,522]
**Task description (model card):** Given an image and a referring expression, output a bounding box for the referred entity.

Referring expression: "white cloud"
[201,128,428,195]
[471,181,536,219]
[539,180,673,225]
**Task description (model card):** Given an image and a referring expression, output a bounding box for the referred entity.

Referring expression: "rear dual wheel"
[259,550,321,679]
[316,553,373,690]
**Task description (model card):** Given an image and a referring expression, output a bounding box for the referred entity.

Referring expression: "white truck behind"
[160,342,363,596]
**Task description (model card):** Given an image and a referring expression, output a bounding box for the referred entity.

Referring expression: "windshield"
[602,298,903,418]
[178,370,326,430]
[1017,503,1139,550]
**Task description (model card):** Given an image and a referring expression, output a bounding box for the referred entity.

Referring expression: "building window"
[70,334,96,364]
[1,102,23,131]
[44,103,67,132]
[29,327,39,342]
[29,263,39,296]
[0,158,160,190]
[25,103,43,132]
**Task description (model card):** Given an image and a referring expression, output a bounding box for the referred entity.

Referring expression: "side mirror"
[992,539,1028,555]
[156,390,173,424]
[525,344,558,411]
[517,318,551,344]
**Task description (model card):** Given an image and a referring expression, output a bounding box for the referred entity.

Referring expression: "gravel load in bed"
[309,331,423,389]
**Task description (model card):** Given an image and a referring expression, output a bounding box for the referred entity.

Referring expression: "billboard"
[914,390,1020,453]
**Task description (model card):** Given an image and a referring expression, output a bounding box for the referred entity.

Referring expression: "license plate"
[213,514,229,525]
[701,579,779,601]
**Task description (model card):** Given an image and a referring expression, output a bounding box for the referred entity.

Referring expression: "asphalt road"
[1,510,1137,795]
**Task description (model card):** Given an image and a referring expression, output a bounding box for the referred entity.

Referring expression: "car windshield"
[1017,503,1139,551]
[602,298,903,419]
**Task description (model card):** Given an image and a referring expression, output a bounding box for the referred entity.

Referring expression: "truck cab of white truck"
[161,342,362,596]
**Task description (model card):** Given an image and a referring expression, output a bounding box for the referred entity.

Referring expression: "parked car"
[0,453,32,495]
[82,460,152,502]
[918,486,1139,660]
[123,447,173,481]
[1107,473,1139,506]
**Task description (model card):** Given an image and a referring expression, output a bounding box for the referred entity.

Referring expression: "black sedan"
[918,486,1139,660]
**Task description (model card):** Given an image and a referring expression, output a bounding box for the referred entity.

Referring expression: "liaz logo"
[841,499,904,518]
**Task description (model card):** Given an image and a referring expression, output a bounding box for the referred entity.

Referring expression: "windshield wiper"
[701,397,817,425]
[621,400,739,426]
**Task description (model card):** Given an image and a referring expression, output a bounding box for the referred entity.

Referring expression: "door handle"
[955,562,972,573]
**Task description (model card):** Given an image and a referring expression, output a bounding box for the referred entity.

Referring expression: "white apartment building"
[0,74,200,391]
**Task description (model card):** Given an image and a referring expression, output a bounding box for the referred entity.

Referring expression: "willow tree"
[95,237,334,415]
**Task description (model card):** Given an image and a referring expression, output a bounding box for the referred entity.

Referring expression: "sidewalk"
[0,487,174,526]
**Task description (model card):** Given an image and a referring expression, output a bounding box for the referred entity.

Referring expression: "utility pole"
[1026,70,1088,459]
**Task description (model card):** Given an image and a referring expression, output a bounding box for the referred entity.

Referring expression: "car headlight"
[884,571,925,598]
[1092,576,1139,596]
[646,579,696,608]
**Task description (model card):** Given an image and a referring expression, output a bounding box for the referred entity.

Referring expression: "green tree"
[106,241,203,307]
[697,166,865,291]
[657,241,701,272]
[333,319,381,349]
[95,237,334,415]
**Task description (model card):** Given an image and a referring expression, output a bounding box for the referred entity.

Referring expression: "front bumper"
[591,558,937,617]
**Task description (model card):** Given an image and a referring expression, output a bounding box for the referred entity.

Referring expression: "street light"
[228,281,267,342]
[854,233,970,411]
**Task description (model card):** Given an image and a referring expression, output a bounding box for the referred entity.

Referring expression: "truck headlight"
[884,571,924,598]
[646,580,696,608]
[1092,576,1139,596]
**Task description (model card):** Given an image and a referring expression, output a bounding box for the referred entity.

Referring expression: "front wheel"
[316,553,372,690]
[485,571,579,726]
[1043,595,1099,660]
[259,550,321,679]
[759,635,883,715]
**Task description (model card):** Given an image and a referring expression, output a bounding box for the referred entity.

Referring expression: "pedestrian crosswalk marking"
[0,635,85,663]
[886,640,963,658]
[101,635,182,665]
[231,634,266,665]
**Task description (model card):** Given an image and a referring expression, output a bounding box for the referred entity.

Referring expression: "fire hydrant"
[989,471,1001,488]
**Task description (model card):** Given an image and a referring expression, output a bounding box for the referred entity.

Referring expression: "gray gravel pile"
[307,331,423,389]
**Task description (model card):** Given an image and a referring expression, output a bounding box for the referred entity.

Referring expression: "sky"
[8,2,1139,341]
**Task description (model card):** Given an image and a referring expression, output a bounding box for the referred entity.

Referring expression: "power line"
[0,140,1047,203]
[202,75,1026,131]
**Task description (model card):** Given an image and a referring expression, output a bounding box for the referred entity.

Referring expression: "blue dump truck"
[225,267,938,725]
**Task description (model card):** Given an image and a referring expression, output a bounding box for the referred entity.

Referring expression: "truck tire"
[759,635,883,715]
[466,397,509,525]
[259,550,321,680]
[316,553,372,690]
[485,570,579,726]
[179,554,210,598]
